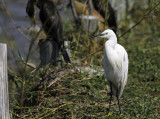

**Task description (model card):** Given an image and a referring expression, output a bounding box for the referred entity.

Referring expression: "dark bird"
[26,0,71,66]
[92,0,117,33]
[70,0,117,32]
[26,0,36,24]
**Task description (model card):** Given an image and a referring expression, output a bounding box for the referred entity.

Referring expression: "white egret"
[90,29,128,114]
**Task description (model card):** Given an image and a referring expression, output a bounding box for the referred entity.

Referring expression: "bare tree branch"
[88,0,94,15]
[118,1,160,39]
[70,0,79,24]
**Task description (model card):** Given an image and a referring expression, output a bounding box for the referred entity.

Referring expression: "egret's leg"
[108,83,112,114]
[116,89,121,114]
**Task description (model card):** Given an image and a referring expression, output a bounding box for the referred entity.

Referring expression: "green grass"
[9,2,160,119]
[9,64,160,118]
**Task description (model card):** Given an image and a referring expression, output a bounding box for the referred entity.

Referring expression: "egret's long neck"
[106,35,117,48]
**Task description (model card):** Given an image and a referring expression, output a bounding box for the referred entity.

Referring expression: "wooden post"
[0,43,10,119]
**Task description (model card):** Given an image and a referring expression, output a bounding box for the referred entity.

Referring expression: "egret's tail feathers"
[119,73,128,98]
[111,84,118,97]
[111,83,123,98]
[118,87,124,98]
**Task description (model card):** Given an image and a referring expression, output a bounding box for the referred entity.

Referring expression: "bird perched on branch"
[26,0,71,66]
[90,29,128,114]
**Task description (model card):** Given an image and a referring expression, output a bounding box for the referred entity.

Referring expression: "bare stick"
[70,0,79,24]
[88,0,94,15]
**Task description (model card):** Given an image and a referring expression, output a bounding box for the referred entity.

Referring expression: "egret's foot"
[106,112,113,117]
[120,113,124,117]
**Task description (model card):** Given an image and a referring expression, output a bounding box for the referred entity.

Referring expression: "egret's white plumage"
[90,29,128,114]
[102,29,128,98]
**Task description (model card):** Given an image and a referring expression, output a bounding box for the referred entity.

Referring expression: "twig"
[70,0,79,24]
[88,0,94,15]
[20,27,43,116]
[118,1,160,38]
[35,103,72,119]
[23,62,36,69]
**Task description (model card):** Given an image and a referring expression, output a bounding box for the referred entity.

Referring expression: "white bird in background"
[90,29,128,114]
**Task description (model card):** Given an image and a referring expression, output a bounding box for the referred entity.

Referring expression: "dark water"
[0,0,73,69]
[0,0,33,68]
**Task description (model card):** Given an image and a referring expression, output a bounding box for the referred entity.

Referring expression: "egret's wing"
[104,44,124,82]
[116,44,128,97]
[104,43,128,97]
